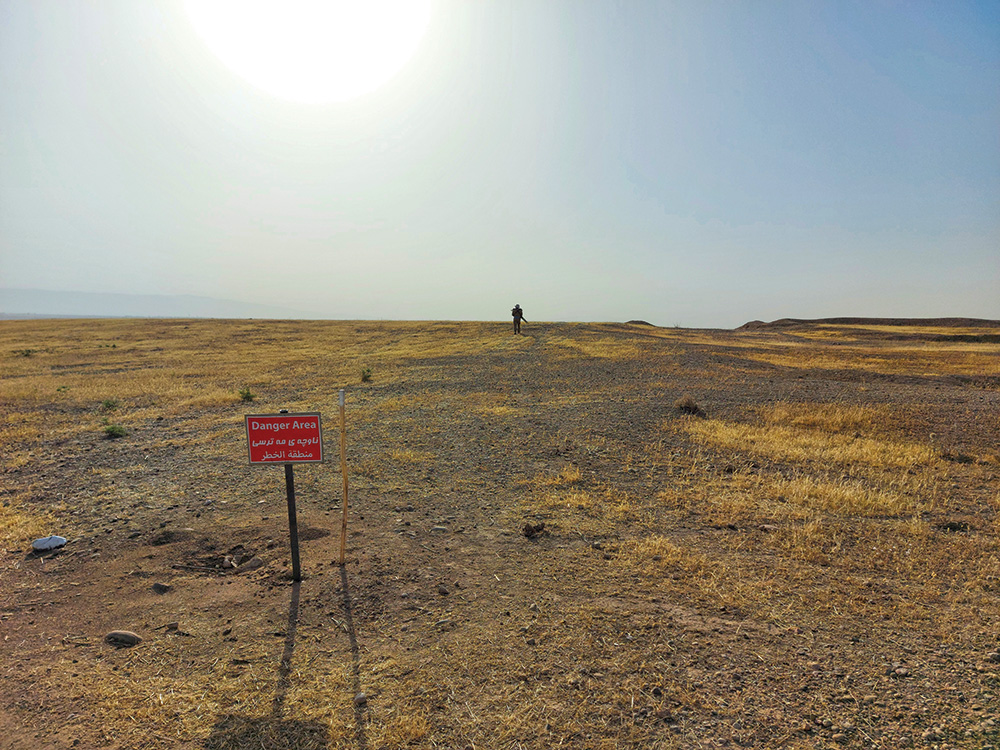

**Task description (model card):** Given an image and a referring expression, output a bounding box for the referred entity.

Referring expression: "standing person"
[511,304,526,334]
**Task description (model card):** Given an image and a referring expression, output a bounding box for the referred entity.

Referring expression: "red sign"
[245,413,324,464]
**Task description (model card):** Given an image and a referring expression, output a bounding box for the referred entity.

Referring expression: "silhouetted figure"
[511,304,526,334]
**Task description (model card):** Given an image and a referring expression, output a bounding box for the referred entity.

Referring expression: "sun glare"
[184,0,432,104]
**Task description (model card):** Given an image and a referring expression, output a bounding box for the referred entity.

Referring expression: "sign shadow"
[204,581,331,750]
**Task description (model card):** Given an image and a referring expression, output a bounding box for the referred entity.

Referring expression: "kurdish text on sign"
[245,413,324,464]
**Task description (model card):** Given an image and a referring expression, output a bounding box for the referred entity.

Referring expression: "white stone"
[31,535,67,552]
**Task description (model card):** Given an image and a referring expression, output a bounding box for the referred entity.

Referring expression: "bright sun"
[184,0,432,104]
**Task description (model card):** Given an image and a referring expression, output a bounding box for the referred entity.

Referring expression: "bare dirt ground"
[1,318,998,749]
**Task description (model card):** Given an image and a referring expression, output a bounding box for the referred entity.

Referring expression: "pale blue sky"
[2,1,998,326]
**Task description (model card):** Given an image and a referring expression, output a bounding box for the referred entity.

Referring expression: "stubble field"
[1,317,998,749]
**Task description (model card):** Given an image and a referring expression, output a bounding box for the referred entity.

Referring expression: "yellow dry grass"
[547,332,651,360]
[387,448,432,465]
[806,323,999,338]
[0,500,58,549]
[682,417,936,468]
[746,347,997,378]
[625,322,1000,380]
[531,465,583,488]
[758,401,888,432]
[770,475,922,517]
[615,536,708,576]
[530,488,595,514]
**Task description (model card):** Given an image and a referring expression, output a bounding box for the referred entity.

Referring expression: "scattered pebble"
[437,584,450,596]
[150,582,172,594]
[105,630,142,647]
[237,557,264,573]
[523,522,546,538]
[921,726,944,741]
[353,692,367,706]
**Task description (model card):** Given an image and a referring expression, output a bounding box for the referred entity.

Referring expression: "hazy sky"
[2,1,998,327]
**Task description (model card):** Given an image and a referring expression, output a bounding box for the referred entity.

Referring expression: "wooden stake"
[338,389,349,565]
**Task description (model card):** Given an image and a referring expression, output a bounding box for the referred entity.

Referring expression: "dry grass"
[682,416,936,468]
[547,331,655,360]
[532,465,584,488]
[2,317,999,749]
[758,401,889,432]
[387,448,433,465]
[770,475,922,517]
[615,536,708,576]
[743,343,998,378]
[0,500,58,549]
[804,323,1000,338]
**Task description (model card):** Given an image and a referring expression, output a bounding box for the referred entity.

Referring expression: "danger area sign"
[245,412,324,464]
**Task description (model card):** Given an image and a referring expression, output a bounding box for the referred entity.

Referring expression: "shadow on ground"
[203,569,369,750]
[203,581,331,750]
[203,714,330,750]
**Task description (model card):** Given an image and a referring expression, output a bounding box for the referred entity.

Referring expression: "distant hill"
[0,288,318,320]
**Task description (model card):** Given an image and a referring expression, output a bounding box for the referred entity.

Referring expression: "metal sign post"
[246,411,324,582]
[284,461,301,581]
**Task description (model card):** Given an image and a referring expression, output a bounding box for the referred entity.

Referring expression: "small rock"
[986,652,1000,663]
[105,630,142,647]
[431,525,449,532]
[522,522,546,538]
[151,582,172,594]
[437,584,450,596]
[237,557,264,573]
[353,692,367,706]
[165,622,179,631]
